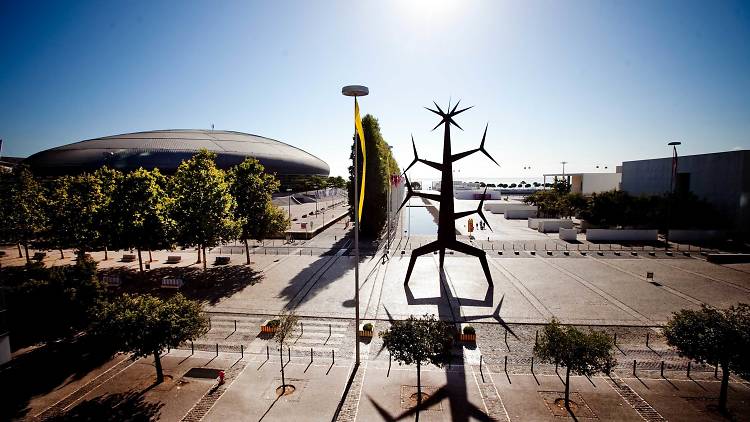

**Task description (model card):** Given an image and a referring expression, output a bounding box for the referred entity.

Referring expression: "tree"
[328,176,346,189]
[534,319,616,409]
[92,167,123,260]
[229,158,286,264]
[348,114,400,238]
[94,293,208,383]
[0,166,47,263]
[171,150,240,269]
[380,314,454,409]
[65,173,107,258]
[664,304,750,413]
[113,168,175,272]
[273,310,299,393]
[42,176,74,258]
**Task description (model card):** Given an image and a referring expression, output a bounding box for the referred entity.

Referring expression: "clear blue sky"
[1,0,748,179]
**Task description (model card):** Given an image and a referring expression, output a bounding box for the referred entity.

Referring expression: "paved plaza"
[3,200,750,421]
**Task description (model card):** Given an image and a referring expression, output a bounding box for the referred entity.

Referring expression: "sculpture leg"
[438,248,446,271]
[404,240,441,285]
[449,240,493,285]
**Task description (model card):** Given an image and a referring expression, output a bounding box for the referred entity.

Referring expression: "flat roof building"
[621,150,750,233]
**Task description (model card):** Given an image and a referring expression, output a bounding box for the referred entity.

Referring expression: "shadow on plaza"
[0,333,119,420]
[46,390,163,421]
[278,231,384,309]
[100,265,263,304]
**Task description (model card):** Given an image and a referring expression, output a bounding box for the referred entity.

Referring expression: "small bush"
[266,319,280,327]
[463,326,475,335]
[362,323,373,331]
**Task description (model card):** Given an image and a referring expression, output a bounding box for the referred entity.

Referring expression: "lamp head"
[668,141,681,146]
[342,85,369,97]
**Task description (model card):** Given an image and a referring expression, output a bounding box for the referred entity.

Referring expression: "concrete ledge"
[668,229,727,243]
[504,207,538,219]
[706,253,750,264]
[537,219,574,233]
[559,228,578,242]
[586,229,657,242]
[528,218,557,229]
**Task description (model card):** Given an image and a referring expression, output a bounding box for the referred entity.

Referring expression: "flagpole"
[342,85,368,366]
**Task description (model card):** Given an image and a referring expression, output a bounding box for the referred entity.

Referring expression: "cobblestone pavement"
[180,361,248,422]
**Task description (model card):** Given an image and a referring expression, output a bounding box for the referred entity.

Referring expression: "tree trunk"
[17,243,23,258]
[719,360,730,413]
[154,350,164,384]
[280,346,285,389]
[23,243,30,264]
[565,366,571,409]
[137,248,144,273]
[59,249,64,259]
[148,250,153,262]
[197,246,201,264]
[417,361,422,409]
[202,246,207,270]
[244,239,250,265]
[104,246,108,261]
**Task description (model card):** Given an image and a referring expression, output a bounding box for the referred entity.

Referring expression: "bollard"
[234,320,237,332]
[332,349,335,364]
[191,340,194,355]
[329,323,332,337]
[301,322,304,335]
[311,347,314,363]
[660,361,665,377]
[480,355,483,372]
[209,318,212,331]
[216,343,219,357]
[267,345,270,360]
[614,332,617,345]
[714,362,718,378]
[504,329,508,343]
[555,362,558,373]
[531,356,534,373]
[633,359,637,376]
[504,355,508,372]
[241,344,244,358]
[535,330,538,346]
[687,361,691,377]
[646,332,650,347]
[288,346,291,363]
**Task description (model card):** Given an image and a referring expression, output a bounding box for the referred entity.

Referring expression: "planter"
[537,219,574,233]
[459,333,476,343]
[559,228,578,242]
[358,323,374,338]
[585,229,657,242]
[261,320,279,334]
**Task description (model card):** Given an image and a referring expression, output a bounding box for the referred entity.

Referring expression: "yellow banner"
[355,98,366,221]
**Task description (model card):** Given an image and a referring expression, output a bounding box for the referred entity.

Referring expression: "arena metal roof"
[24,129,330,176]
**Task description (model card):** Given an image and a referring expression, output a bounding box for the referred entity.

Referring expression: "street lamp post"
[342,84,368,366]
[665,141,681,250]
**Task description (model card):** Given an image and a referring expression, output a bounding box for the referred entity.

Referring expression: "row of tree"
[348,114,401,238]
[381,304,749,414]
[0,150,289,270]
[524,187,722,229]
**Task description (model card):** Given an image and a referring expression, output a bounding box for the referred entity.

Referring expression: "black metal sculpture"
[399,101,498,285]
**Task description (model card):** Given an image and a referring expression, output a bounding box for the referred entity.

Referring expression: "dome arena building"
[24,129,330,183]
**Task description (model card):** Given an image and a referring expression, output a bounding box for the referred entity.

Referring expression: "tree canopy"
[94,293,208,383]
[534,319,616,408]
[0,166,47,261]
[380,314,454,408]
[664,304,750,413]
[348,114,400,238]
[171,150,240,268]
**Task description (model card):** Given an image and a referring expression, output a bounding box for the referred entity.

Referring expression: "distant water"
[415,177,545,187]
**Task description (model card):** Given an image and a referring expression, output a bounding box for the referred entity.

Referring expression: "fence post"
[301,322,304,336]
[288,346,291,363]
[480,355,483,372]
[234,320,237,332]
[332,349,335,364]
[535,330,538,346]
[311,347,313,363]
[646,332,650,348]
[504,355,507,373]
